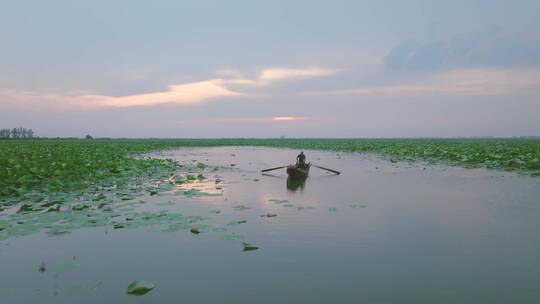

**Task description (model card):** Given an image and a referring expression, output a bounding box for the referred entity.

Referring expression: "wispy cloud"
[306,68,540,97]
[257,67,337,84]
[384,26,540,71]
[220,67,338,86]
[139,116,312,128]
[1,66,338,111]
[0,79,242,111]
[185,116,310,124]
[95,79,242,108]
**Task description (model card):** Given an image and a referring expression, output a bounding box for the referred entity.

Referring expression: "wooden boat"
[286,163,310,178]
[262,161,339,177]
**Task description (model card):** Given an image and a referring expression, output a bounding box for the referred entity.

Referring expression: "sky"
[1,0,539,138]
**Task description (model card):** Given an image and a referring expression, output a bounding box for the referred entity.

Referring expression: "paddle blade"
[313,165,340,175]
[261,165,288,173]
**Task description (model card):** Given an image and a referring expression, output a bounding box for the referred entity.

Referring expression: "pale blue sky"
[1,0,539,137]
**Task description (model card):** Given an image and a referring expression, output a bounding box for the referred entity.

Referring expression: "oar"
[261,165,288,173]
[313,165,341,175]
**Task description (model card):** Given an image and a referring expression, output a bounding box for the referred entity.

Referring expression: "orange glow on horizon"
[271,116,307,121]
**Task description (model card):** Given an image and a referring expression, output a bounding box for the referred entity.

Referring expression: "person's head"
[300,151,304,155]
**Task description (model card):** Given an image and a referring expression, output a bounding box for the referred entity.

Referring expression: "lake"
[1,147,539,303]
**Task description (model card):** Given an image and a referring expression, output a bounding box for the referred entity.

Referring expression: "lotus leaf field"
[0,138,539,244]
[0,139,539,303]
[1,138,539,199]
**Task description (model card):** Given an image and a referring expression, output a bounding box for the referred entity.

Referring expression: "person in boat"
[296,151,307,167]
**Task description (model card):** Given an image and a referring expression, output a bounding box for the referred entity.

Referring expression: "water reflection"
[286,176,307,192]
[174,178,224,196]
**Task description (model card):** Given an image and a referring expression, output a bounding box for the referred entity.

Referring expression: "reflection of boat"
[286,163,310,178]
[286,175,307,192]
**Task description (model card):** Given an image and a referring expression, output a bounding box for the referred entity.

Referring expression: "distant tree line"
[0,127,35,139]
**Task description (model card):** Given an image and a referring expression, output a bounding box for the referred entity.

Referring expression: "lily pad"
[126,280,154,296]
[349,204,367,208]
[47,227,72,236]
[233,205,250,211]
[221,234,245,241]
[156,201,175,206]
[54,262,75,274]
[163,222,190,233]
[65,281,103,293]
[242,242,259,251]
[176,189,221,197]
[226,220,247,226]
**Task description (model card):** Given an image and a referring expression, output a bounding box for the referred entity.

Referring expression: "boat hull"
[286,164,310,178]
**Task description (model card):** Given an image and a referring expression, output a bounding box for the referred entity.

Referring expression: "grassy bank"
[1,138,539,198]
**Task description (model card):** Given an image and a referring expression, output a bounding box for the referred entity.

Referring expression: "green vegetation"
[0,139,181,198]
[242,242,259,251]
[0,139,216,243]
[253,138,540,174]
[126,280,154,296]
[0,138,536,297]
[192,137,540,173]
[1,138,539,199]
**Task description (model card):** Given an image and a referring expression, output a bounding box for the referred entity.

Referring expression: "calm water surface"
[1,147,539,303]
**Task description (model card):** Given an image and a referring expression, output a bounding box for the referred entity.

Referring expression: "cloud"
[95,79,242,108]
[144,116,311,126]
[384,27,540,71]
[0,79,243,111]
[220,67,338,86]
[208,116,309,124]
[1,66,338,111]
[258,67,337,84]
[306,68,540,97]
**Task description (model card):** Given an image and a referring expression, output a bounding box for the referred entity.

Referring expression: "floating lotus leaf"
[64,281,103,292]
[221,234,245,241]
[47,227,72,236]
[233,205,250,211]
[242,242,259,251]
[349,204,367,208]
[53,262,75,273]
[175,189,221,197]
[226,220,247,226]
[163,222,190,233]
[126,280,154,296]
